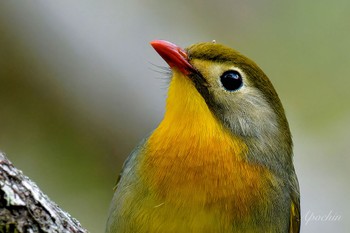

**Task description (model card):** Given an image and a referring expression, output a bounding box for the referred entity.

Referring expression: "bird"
[105,40,300,233]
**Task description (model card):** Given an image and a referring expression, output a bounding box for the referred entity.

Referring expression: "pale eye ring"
[220,70,243,91]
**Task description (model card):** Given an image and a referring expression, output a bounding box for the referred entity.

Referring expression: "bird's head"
[151,40,293,169]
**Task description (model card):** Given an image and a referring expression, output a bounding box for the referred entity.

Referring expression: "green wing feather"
[289,173,301,233]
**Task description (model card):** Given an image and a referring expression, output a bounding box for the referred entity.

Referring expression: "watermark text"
[304,210,342,225]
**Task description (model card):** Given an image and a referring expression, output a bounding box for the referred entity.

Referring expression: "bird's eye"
[220,70,243,91]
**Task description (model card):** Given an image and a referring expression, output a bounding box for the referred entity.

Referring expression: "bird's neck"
[147,71,247,164]
[139,72,270,216]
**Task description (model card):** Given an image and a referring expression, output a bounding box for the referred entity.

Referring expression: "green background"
[0,1,349,232]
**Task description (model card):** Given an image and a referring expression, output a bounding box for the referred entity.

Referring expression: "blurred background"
[0,0,349,232]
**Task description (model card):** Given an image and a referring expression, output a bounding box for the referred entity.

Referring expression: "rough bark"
[0,152,88,233]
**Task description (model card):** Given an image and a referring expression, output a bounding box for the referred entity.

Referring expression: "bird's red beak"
[150,40,194,75]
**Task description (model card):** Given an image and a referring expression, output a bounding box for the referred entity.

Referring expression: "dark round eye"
[220,70,243,91]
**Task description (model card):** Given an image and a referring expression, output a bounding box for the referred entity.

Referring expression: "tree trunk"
[0,152,88,233]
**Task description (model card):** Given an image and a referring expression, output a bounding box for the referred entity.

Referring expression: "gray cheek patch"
[216,86,279,139]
